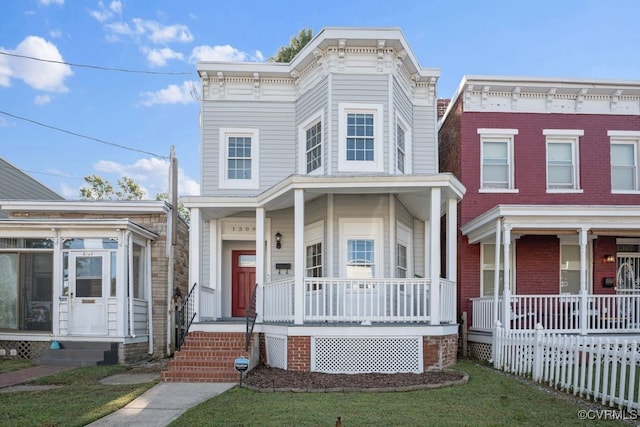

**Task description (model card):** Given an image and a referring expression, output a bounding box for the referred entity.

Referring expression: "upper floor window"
[478,128,518,192]
[299,110,324,175]
[395,115,411,174]
[219,128,259,189]
[338,103,384,173]
[396,124,405,173]
[544,129,583,192]
[609,130,640,193]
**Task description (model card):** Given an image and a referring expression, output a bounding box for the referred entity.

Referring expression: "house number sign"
[222,221,257,239]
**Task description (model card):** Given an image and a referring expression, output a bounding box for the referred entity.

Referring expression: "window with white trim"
[478,129,518,191]
[396,222,412,278]
[338,103,384,172]
[396,124,405,174]
[560,244,580,294]
[339,218,383,279]
[609,131,640,192]
[298,110,324,175]
[544,129,583,192]
[305,221,324,278]
[219,128,259,189]
[481,243,504,297]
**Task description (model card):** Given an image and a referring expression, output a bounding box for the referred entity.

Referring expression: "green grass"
[171,360,629,427]
[0,364,157,427]
[0,359,33,374]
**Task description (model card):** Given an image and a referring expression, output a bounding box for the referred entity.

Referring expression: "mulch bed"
[242,364,467,392]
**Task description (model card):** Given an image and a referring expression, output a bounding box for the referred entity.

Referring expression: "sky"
[1,0,640,200]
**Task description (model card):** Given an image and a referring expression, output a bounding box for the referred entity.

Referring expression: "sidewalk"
[87,381,235,427]
[0,365,235,427]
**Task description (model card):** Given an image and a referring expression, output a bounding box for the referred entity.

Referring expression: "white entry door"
[68,252,110,335]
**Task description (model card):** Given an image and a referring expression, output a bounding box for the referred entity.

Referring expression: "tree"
[79,174,145,200]
[269,28,313,63]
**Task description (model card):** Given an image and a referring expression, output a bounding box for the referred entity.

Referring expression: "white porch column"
[389,195,396,277]
[502,224,512,332]
[429,188,441,325]
[446,197,457,282]
[188,208,201,322]
[255,208,265,323]
[294,189,305,325]
[579,227,589,335]
[493,218,502,327]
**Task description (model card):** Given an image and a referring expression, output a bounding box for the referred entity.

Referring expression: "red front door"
[231,250,256,317]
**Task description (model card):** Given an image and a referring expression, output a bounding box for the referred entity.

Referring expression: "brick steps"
[161,332,251,383]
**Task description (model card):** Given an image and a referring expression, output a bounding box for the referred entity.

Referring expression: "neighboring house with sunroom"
[171,27,465,381]
[0,199,188,365]
[438,76,640,360]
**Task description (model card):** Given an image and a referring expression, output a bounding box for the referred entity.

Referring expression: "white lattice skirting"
[265,334,287,369]
[312,336,422,373]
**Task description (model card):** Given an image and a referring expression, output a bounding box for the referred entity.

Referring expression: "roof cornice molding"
[0,200,171,215]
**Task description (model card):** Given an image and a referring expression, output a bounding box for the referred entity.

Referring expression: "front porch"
[471,294,640,334]
[261,277,456,324]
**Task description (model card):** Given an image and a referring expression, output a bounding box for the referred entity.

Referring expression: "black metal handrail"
[245,283,258,351]
[176,282,197,350]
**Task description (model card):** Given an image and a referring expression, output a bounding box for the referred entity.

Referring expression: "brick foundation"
[423,334,458,370]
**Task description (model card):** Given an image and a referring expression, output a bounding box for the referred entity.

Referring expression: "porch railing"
[176,283,197,350]
[263,277,450,324]
[471,294,640,333]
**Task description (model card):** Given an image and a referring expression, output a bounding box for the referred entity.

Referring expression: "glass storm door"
[68,252,109,335]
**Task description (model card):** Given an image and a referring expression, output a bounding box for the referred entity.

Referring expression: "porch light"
[275,231,282,249]
[603,254,615,263]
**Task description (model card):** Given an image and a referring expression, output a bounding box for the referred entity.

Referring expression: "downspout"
[128,231,135,338]
[146,238,153,354]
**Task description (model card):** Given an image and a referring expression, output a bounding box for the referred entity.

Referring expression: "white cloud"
[189,44,264,63]
[0,116,15,127]
[91,157,199,198]
[39,0,64,5]
[0,36,73,92]
[49,29,62,38]
[139,80,197,106]
[143,47,184,67]
[34,94,52,105]
[105,18,193,44]
[90,0,122,22]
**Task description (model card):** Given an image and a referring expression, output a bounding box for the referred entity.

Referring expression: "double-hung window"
[481,243,504,297]
[395,115,411,174]
[478,129,518,192]
[339,218,383,280]
[298,110,323,175]
[544,129,583,192]
[396,223,412,278]
[338,103,384,172]
[609,131,640,192]
[219,128,259,189]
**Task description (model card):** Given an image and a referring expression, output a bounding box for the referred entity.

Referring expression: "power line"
[0,50,193,76]
[0,110,169,159]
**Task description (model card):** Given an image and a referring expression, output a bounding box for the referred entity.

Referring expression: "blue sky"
[1,0,639,199]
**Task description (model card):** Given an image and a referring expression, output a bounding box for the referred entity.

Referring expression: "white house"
[170,28,465,380]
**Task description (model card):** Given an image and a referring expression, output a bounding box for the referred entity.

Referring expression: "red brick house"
[439,76,640,359]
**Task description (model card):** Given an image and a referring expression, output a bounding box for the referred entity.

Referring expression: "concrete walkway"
[87,382,235,426]
[0,365,235,427]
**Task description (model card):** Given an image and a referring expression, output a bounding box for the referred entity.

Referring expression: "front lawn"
[0,364,157,427]
[171,360,629,427]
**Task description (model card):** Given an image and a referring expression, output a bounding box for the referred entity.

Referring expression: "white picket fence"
[494,321,640,411]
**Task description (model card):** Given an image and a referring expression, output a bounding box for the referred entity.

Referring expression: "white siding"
[201,101,296,196]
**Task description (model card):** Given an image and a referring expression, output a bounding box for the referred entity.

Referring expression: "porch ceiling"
[185,174,465,220]
[462,204,640,244]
